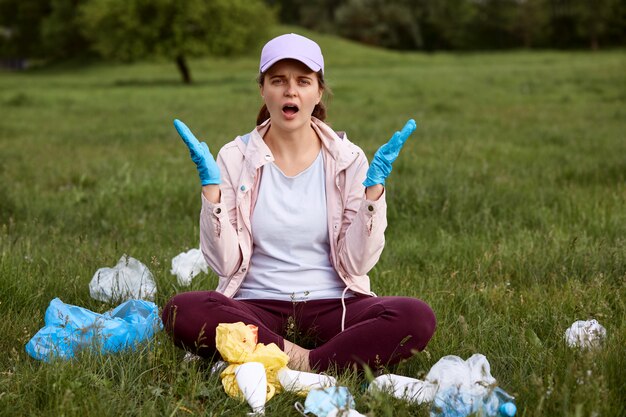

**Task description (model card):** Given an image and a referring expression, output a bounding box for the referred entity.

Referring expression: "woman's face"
[260,59,323,133]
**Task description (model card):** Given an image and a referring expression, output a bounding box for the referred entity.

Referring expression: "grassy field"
[1,26,625,416]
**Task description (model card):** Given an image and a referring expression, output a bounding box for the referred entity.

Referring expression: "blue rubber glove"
[174,119,221,186]
[363,119,416,187]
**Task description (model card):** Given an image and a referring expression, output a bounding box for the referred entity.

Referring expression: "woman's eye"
[271,79,284,85]
[299,79,311,85]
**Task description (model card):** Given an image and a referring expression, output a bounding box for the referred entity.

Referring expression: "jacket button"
[241,267,247,272]
[367,205,374,212]
[215,208,221,214]
[238,227,243,232]
[240,185,246,191]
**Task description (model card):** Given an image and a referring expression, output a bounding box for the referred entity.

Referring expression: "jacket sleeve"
[336,152,387,276]
[199,148,243,277]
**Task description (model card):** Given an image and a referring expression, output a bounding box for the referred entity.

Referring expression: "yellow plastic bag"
[216,322,289,401]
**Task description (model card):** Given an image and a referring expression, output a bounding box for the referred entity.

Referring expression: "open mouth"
[282,104,299,116]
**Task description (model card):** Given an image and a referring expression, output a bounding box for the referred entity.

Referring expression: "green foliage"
[0,0,90,60]
[0,30,625,415]
[0,0,49,58]
[335,0,422,49]
[41,0,91,60]
[78,0,275,62]
[572,0,622,49]
[511,0,550,48]
[414,0,477,50]
[263,0,625,50]
[78,0,275,83]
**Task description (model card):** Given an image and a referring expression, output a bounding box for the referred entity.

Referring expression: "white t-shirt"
[234,151,347,301]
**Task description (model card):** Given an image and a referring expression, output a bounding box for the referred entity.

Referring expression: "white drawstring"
[340,284,377,332]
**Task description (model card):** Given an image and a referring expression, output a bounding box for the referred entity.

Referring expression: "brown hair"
[256,70,332,126]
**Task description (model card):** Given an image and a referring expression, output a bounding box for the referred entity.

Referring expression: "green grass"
[1,26,625,416]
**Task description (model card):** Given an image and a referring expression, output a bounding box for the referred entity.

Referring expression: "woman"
[162,33,436,372]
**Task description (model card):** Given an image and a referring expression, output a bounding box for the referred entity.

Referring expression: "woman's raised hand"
[363,119,416,187]
[174,119,221,186]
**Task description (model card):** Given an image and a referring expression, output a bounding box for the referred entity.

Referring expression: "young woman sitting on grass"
[162,33,436,372]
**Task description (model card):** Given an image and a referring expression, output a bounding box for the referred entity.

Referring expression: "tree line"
[269,0,625,51]
[0,0,623,81]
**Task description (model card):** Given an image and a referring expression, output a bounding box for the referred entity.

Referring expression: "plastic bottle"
[430,386,517,417]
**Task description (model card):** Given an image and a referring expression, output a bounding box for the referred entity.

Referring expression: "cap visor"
[261,55,322,73]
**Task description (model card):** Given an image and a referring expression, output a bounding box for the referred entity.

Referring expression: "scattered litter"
[211,359,228,375]
[25,297,162,362]
[235,361,268,415]
[426,354,497,397]
[369,354,516,417]
[215,322,289,402]
[295,387,364,417]
[564,319,606,349]
[214,322,342,414]
[171,248,208,286]
[278,368,336,395]
[432,385,516,417]
[369,373,436,404]
[89,254,156,302]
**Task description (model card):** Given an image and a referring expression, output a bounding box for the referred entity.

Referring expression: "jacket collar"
[239,117,359,171]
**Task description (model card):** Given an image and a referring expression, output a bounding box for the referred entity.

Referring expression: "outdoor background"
[1,1,625,416]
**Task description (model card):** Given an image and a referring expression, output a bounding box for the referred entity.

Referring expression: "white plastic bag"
[564,319,606,349]
[426,354,496,397]
[170,248,208,286]
[89,254,157,302]
[369,354,496,405]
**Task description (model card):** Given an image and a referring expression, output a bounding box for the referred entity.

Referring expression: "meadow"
[0,27,624,416]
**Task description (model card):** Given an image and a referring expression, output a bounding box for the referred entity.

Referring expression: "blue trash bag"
[25,297,162,362]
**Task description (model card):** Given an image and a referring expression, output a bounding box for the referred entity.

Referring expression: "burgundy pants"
[161,291,436,371]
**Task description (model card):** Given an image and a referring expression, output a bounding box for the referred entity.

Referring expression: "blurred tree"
[572,0,619,50]
[470,0,520,49]
[41,0,91,60]
[79,0,275,83]
[263,0,622,50]
[413,0,477,50]
[335,0,422,49]
[264,0,301,25]
[512,0,550,48]
[298,0,346,34]
[0,0,90,61]
[545,0,581,47]
[0,0,50,58]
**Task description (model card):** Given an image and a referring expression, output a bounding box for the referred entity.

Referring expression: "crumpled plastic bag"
[295,386,360,417]
[89,254,157,302]
[369,354,515,416]
[426,354,497,398]
[215,322,289,402]
[370,354,497,405]
[564,319,606,349]
[171,248,208,286]
[25,297,162,362]
[426,355,516,417]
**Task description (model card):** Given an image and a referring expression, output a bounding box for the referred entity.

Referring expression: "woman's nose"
[284,80,297,96]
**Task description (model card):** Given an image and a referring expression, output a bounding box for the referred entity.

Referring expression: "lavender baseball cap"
[259,33,324,74]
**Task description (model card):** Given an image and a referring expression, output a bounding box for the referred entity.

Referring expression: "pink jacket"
[199,117,387,298]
